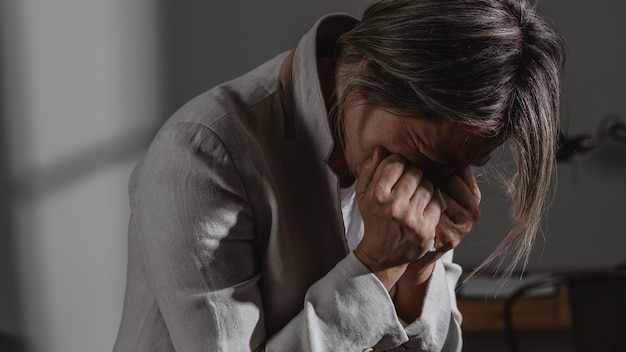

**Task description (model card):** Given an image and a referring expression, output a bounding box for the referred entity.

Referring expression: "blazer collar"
[289,14,358,162]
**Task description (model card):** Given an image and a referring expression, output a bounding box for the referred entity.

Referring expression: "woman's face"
[341,103,498,184]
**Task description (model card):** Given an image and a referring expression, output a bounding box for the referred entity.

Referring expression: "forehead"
[409,117,501,167]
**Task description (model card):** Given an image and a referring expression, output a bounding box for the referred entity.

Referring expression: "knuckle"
[371,184,388,202]
[382,156,405,173]
[405,215,422,231]
[458,221,473,235]
[408,165,423,179]
[389,202,405,220]
[420,179,434,193]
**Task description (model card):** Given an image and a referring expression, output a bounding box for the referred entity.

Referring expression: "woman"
[114,0,564,351]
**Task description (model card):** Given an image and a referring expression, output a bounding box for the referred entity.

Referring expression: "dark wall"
[156,0,369,117]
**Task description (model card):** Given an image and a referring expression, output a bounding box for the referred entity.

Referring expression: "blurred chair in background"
[504,269,626,352]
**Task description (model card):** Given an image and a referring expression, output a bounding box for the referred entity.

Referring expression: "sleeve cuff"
[303,252,410,350]
[402,251,462,351]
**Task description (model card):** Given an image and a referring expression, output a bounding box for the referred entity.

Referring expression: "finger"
[391,165,423,204]
[356,146,387,195]
[440,172,479,209]
[440,190,481,228]
[416,182,442,240]
[439,193,462,222]
[423,202,443,222]
[410,177,436,211]
[434,188,448,212]
[434,213,467,252]
[367,153,407,199]
[453,166,481,199]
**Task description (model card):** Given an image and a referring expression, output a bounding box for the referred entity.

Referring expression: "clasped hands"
[353,146,481,292]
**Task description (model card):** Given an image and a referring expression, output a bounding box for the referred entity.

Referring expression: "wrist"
[394,263,435,322]
[402,261,435,286]
[354,245,407,291]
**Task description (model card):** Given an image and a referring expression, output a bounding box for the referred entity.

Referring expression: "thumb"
[356,146,387,195]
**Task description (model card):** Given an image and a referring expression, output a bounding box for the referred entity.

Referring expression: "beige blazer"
[114,14,462,352]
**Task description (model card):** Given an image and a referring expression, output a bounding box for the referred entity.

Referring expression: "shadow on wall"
[0,333,24,352]
[0,2,159,349]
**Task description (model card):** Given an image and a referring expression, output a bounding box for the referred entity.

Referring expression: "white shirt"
[339,183,364,252]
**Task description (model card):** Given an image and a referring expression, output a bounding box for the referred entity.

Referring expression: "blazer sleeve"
[132,121,460,352]
[401,250,463,352]
[132,122,265,350]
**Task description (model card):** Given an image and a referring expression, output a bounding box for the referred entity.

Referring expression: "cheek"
[346,143,387,179]
[341,141,363,177]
